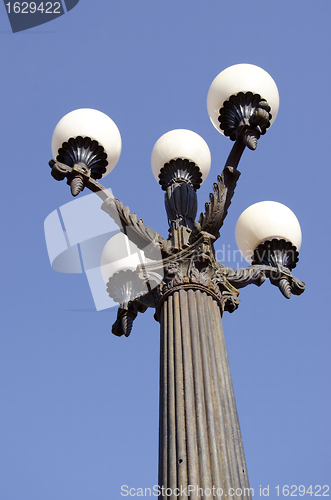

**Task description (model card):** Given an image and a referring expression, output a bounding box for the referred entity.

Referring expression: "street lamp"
[48,63,305,500]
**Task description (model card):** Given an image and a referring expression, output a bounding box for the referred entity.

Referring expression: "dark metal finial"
[70,174,85,196]
[243,129,259,150]
[120,312,134,337]
[111,306,138,337]
[278,277,291,299]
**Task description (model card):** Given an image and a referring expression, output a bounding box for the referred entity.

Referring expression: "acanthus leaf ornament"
[192,165,241,240]
[101,195,166,256]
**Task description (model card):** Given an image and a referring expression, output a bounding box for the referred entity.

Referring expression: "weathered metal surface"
[51,136,108,196]
[158,288,251,499]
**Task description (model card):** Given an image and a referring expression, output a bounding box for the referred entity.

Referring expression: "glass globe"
[235,201,302,263]
[151,129,211,184]
[207,64,280,135]
[51,108,122,176]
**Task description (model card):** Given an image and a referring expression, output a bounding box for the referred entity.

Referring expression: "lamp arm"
[50,159,166,253]
[224,264,305,299]
[223,264,266,288]
[100,194,165,253]
[191,137,245,242]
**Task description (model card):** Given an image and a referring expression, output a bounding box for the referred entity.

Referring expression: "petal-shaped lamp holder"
[252,238,300,298]
[106,269,138,304]
[51,136,108,196]
[106,269,143,337]
[158,158,202,191]
[219,92,272,150]
[107,266,161,338]
[252,238,299,270]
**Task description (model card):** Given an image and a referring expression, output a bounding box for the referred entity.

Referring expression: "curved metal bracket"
[50,159,165,254]
[191,135,247,242]
[224,264,305,299]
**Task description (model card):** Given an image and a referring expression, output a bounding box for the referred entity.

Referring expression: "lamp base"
[252,238,299,270]
[55,136,108,196]
[158,158,202,191]
[218,92,271,149]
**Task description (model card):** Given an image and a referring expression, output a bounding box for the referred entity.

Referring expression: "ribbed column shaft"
[158,289,251,499]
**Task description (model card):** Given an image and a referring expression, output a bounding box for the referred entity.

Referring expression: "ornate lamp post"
[48,64,305,499]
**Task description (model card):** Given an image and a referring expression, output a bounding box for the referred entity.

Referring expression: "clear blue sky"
[0,1,330,499]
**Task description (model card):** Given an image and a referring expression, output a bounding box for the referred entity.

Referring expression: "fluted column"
[158,287,251,500]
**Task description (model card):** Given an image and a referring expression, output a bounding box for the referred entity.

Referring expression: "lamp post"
[48,64,305,499]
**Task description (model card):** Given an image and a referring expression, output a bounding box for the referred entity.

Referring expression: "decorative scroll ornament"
[112,307,137,338]
[105,197,166,256]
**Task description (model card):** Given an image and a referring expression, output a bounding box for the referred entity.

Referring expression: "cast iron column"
[158,286,249,499]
